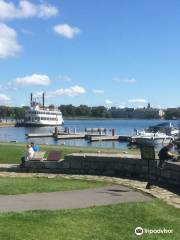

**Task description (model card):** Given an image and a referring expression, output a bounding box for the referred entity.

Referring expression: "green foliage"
[0,104,170,119]
[164,108,180,120]
[0,105,28,119]
[0,200,179,240]
[59,104,110,118]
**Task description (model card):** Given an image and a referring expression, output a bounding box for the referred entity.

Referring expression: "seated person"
[158,143,175,168]
[20,144,34,167]
[31,142,40,152]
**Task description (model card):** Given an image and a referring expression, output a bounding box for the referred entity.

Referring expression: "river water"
[0,119,178,149]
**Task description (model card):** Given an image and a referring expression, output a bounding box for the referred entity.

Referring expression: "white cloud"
[21,28,33,35]
[53,24,80,39]
[118,105,125,109]
[0,1,58,59]
[58,75,72,82]
[128,98,147,104]
[47,85,86,97]
[114,77,137,84]
[0,0,58,20]
[33,91,44,98]
[0,93,11,102]
[105,99,112,105]
[12,74,51,86]
[0,23,22,58]
[92,89,104,94]
[123,78,136,84]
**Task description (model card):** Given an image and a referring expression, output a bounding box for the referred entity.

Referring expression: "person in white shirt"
[20,144,34,167]
[25,144,34,161]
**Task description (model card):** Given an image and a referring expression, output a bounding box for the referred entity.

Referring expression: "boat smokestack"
[42,92,45,109]
[30,93,33,106]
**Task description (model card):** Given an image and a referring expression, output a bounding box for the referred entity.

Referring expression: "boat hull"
[15,122,64,127]
[131,136,173,146]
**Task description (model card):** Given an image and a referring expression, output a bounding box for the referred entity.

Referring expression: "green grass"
[0,144,24,164]
[0,177,109,195]
[0,200,179,240]
[0,142,140,164]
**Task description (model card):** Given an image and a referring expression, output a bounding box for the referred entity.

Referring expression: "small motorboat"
[147,122,179,137]
[130,132,173,146]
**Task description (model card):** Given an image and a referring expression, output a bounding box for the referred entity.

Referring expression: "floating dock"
[85,133,106,140]
[0,123,15,127]
[26,127,132,142]
[26,133,54,138]
[89,135,131,142]
[55,134,86,140]
[89,135,120,142]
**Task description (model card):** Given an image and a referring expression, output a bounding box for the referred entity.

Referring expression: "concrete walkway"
[0,185,151,213]
[0,171,179,209]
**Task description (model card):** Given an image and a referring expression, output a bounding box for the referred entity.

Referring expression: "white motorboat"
[16,93,64,127]
[131,132,173,146]
[147,122,179,137]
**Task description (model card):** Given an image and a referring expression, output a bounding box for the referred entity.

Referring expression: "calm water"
[0,119,178,149]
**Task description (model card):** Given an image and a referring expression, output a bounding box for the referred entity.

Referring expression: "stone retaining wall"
[25,153,180,187]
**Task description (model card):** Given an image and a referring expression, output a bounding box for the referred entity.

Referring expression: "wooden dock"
[0,123,15,127]
[89,135,120,142]
[26,133,54,138]
[55,134,86,140]
[85,133,106,140]
[26,128,131,142]
[89,135,131,142]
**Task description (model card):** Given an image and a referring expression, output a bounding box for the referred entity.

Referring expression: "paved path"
[0,185,151,213]
[0,170,179,209]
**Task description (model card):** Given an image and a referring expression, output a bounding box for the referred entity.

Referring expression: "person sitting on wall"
[158,143,176,168]
[20,144,34,168]
[31,142,40,152]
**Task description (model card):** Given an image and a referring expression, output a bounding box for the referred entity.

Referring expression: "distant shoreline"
[64,117,165,120]
[0,118,175,127]
[0,123,16,127]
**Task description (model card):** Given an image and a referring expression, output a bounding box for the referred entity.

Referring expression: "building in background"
[110,104,164,119]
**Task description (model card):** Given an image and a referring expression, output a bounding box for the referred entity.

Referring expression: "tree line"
[0,105,111,119]
[0,105,180,119]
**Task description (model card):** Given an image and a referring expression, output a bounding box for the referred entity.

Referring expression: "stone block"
[25,161,45,169]
[164,161,180,171]
[81,159,94,169]
[124,164,135,172]
[88,170,101,175]
[167,179,179,186]
[58,159,70,169]
[133,164,142,173]
[43,161,60,169]
[115,161,124,170]
[149,167,158,176]
[161,170,171,179]
[170,171,180,181]
[102,170,115,176]
[70,158,82,169]
[142,166,148,173]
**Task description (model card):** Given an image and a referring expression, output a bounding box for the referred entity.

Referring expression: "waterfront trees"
[1,105,179,119]
[164,108,180,120]
[0,106,28,119]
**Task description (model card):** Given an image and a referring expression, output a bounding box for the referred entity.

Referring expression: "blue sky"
[0,0,180,108]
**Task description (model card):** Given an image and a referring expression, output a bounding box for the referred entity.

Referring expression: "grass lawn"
[0,142,140,164]
[0,177,109,195]
[0,199,179,240]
